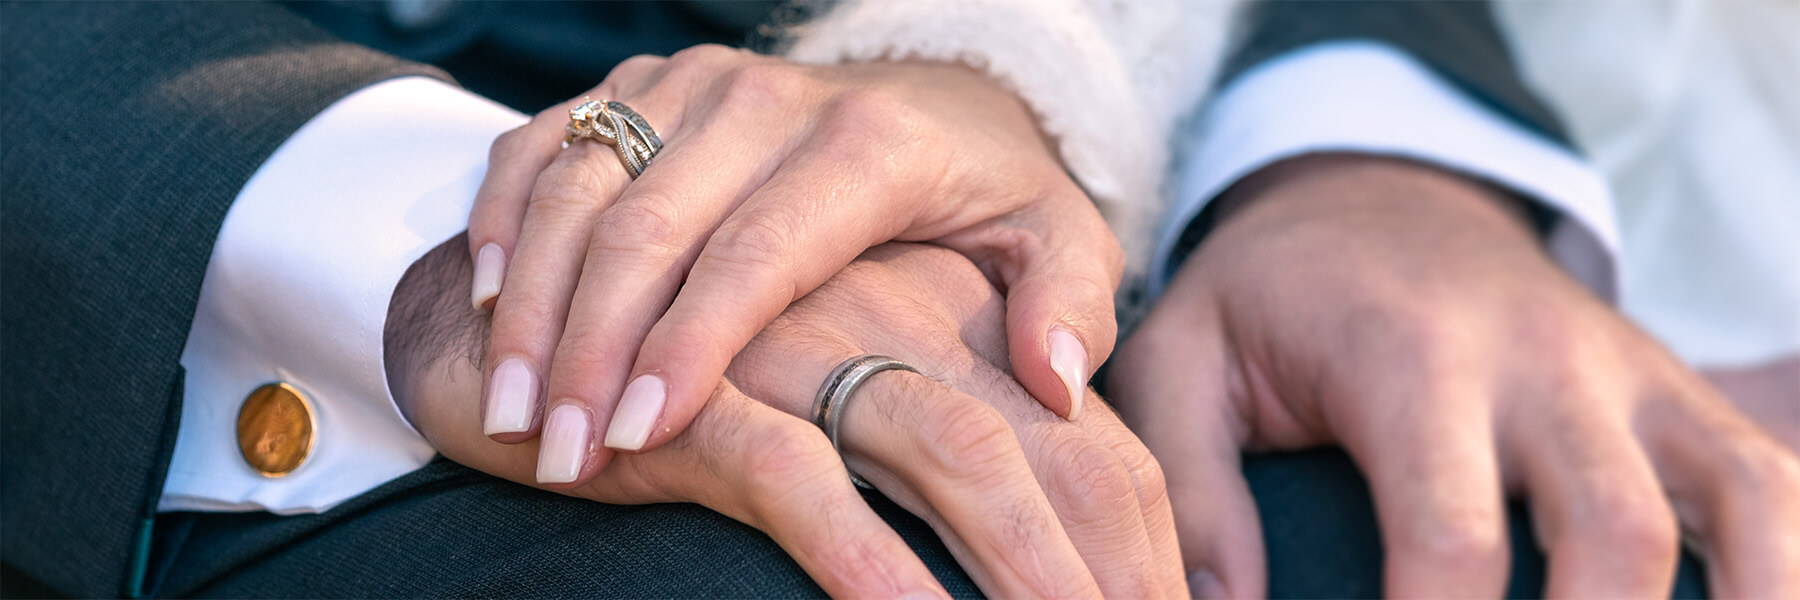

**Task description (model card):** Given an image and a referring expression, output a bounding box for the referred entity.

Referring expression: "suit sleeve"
[1218,0,1569,144]
[1157,1,1619,302]
[0,2,446,595]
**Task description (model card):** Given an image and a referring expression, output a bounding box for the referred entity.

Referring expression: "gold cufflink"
[236,382,316,477]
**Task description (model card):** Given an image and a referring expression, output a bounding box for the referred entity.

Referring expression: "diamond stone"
[570,99,604,123]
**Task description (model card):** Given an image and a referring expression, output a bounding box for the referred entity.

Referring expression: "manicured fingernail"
[605,374,666,451]
[1048,328,1087,421]
[483,358,537,435]
[1188,568,1226,598]
[536,404,588,484]
[471,243,505,310]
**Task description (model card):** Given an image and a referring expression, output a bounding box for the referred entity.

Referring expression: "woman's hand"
[467,45,1122,486]
[1108,155,1800,598]
[402,241,1179,598]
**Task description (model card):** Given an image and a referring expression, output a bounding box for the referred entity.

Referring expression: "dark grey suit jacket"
[2,1,1584,598]
[2,2,445,596]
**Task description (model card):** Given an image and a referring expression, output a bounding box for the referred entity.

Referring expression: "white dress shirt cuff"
[162,77,528,515]
[1151,41,1620,301]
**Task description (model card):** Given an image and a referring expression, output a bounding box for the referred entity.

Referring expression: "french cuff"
[781,0,1166,269]
[163,78,528,514]
[1152,41,1620,301]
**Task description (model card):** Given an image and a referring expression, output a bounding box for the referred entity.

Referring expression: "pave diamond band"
[562,97,662,178]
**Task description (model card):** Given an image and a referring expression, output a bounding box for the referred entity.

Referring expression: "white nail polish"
[1048,328,1087,421]
[483,358,537,435]
[536,404,589,484]
[471,243,505,310]
[605,375,666,451]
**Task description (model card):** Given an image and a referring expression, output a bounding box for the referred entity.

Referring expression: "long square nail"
[536,404,589,484]
[605,375,665,451]
[483,358,537,435]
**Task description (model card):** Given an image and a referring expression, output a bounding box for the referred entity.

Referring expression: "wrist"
[1210,152,1538,244]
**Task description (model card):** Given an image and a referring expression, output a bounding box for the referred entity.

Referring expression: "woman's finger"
[536,91,801,480]
[985,193,1123,422]
[599,121,924,454]
[476,65,670,444]
[482,139,632,451]
[466,55,666,311]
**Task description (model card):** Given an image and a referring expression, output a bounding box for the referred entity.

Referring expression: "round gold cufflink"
[236,382,316,477]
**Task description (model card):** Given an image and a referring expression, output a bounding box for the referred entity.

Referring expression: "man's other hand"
[1109,154,1800,599]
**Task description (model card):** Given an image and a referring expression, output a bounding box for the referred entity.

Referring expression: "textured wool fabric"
[148,459,980,598]
[1,2,447,595]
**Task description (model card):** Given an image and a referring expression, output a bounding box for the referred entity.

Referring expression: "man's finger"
[1511,407,1678,598]
[637,384,949,599]
[1109,280,1262,599]
[840,370,1103,598]
[599,130,920,454]
[1644,388,1800,599]
[1338,388,1510,598]
[1083,397,1201,599]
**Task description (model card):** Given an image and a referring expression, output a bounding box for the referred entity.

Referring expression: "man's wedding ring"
[562,98,662,178]
[812,355,918,490]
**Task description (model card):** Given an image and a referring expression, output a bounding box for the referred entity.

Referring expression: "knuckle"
[529,157,609,208]
[828,88,925,138]
[668,43,739,69]
[1335,300,1462,378]
[1120,445,1171,507]
[591,195,687,257]
[489,126,534,160]
[743,422,837,488]
[1716,439,1800,503]
[1399,518,1507,570]
[708,211,797,276]
[1044,438,1137,521]
[551,331,623,377]
[719,63,809,109]
[817,90,930,177]
[1587,497,1679,562]
[612,53,667,76]
[917,395,1020,479]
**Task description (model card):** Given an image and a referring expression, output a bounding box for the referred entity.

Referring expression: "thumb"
[998,209,1122,421]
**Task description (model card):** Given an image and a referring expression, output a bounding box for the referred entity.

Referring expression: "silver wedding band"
[813,354,918,490]
[562,98,662,178]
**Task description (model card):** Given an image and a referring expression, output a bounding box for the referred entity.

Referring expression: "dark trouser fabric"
[1245,450,1708,599]
[138,453,1706,598]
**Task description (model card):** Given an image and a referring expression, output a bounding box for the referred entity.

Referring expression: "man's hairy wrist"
[384,232,489,423]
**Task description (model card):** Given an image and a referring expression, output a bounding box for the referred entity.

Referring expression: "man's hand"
[396,240,1181,598]
[1108,154,1800,598]
[467,45,1121,488]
